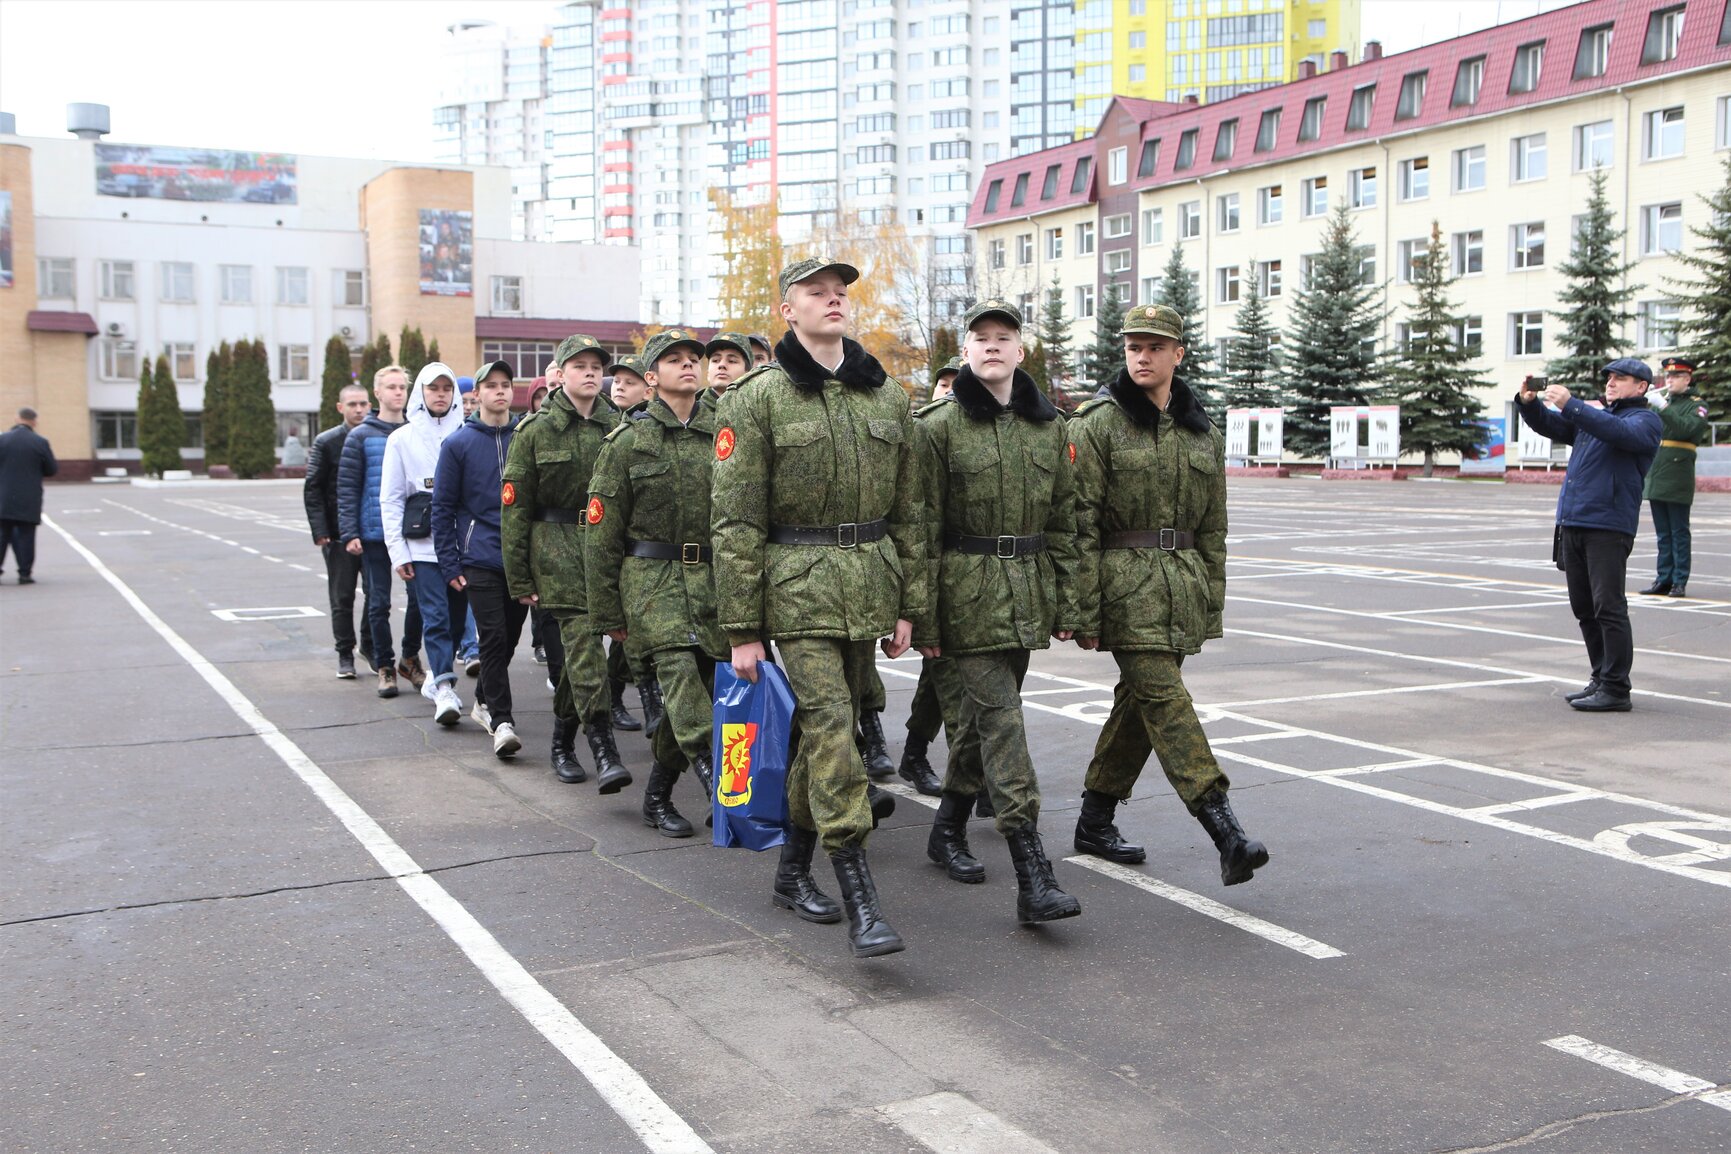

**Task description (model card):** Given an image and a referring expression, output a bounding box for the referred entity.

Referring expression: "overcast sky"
[1,0,1582,161]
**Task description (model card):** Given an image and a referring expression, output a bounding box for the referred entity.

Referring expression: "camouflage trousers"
[861,662,888,715]
[777,637,876,855]
[648,647,716,772]
[943,650,1039,835]
[553,610,609,726]
[1083,650,1228,811]
[905,655,963,743]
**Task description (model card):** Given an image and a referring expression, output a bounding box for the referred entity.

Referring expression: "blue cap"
[457,376,476,393]
[1602,358,1652,384]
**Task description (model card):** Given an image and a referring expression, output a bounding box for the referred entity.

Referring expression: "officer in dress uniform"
[1638,356,1712,599]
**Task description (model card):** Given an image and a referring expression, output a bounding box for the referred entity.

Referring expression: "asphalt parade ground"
[3,478,1729,1154]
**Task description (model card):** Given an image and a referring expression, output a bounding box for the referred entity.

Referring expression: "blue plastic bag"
[711,660,797,849]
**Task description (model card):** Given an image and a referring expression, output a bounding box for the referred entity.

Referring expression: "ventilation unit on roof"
[67,103,110,140]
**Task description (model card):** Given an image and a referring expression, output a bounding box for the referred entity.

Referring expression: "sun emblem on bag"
[719,721,758,806]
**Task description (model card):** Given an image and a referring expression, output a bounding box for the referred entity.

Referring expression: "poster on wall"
[419,209,473,297]
[1459,418,1507,475]
[94,143,297,203]
[1224,409,1252,460]
[0,191,12,288]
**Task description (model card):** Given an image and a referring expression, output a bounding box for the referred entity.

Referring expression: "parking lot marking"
[1471,792,1604,816]
[1543,1036,1731,1112]
[1065,858,1344,959]
[879,1091,1060,1154]
[43,515,714,1154]
[1208,676,1547,709]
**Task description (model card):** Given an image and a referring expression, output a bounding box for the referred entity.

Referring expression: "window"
[1213,119,1237,161]
[1256,259,1282,297]
[1724,0,1731,45]
[1078,222,1097,254]
[1574,23,1612,79]
[276,266,309,306]
[1258,184,1283,224]
[1138,138,1160,177]
[1071,157,1093,194]
[1455,316,1484,352]
[1511,312,1544,356]
[1076,284,1096,318]
[1298,96,1326,142]
[1638,300,1681,349]
[985,179,1003,212]
[1142,207,1164,244]
[492,275,523,313]
[1104,214,1132,240]
[1396,71,1427,120]
[1574,120,1614,170]
[1720,96,1731,149]
[1217,193,1240,233]
[1105,250,1132,275]
[1452,230,1484,276]
[1398,157,1429,201]
[1642,6,1685,65]
[99,260,135,300]
[1357,246,1377,286]
[1512,222,1546,269]
[1042,164,1061,200]
[1509,41,1543,94]
[1179,200,1202,239]
[337,270,367,308]
[1255,108,1280,152]
[481,341,557,381]
[856,144,896,163]
[1011,173,1029,207]
[99,338,138,380]
[1216,265,1241,304]
[1452,56,1485,107]
[220,265,252,304]
[37,258,74,299]
[278,344,310,382]
[1302,176,1327,217]
[161,262,195,303]
[1346,85,1375,131]
[1108,146,1128,184]
[1644,107,1685,159]
[1513,133,1548,182]
[1641,202,1684,254]
[930,141,969,161]
[1016,233,1033,264]
[1045,227,1064,260]
[1396,239,1428,284]
[1299,254,1320,290]
[166,342,197,382]
[989,238,1006,269]
[1454,145,1487,191]
[1174,129,1197,170]
[1018,292,1036,320]
[93,411,138,451]
[1348,166,1377,209]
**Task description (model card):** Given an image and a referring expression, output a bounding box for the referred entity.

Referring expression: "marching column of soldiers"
[503,254,1269,960]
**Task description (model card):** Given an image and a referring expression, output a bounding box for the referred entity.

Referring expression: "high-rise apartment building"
[431,22,554,243]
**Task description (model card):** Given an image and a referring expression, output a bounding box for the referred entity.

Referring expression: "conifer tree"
[1084,280,1128,387]
[320,336,352,433]
[1223,276,1281,411]
[228,338,278,479]
[1664,153,1731,420]
[1283,204,1384,458]
[1548,169,1640,391]
[928,326,959,378]
[1387,223,1497,476]
[1155,243,1211,382]
[138,354,186,477]
[398,325,428,381]
[202,343,231,469]
[1036,273,1074,399]
[358,332,392,399]
[427,337,441,367]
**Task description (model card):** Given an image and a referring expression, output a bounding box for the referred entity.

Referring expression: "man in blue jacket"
[1516,359,1663,712]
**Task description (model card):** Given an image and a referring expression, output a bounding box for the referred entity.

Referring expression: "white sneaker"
[421,676,439,702]
[433,684,462,727]
[470,700,493,734]
[492,721,521,758]
[546,677,556,693]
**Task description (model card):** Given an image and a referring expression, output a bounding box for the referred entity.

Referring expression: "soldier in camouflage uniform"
[712,256,926,959]
[587,329,725,838]
[501,333,631,792]
[599,352,664,738]
[1071,304,1269,887]
[704,332,755,404]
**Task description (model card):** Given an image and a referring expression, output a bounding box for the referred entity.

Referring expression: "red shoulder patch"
[715,426,736,461]
[587,496,605,525]
[501,481,516,507]
[1068,442,1076,464]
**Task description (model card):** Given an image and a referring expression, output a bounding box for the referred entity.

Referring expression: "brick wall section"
[359,168,477,377]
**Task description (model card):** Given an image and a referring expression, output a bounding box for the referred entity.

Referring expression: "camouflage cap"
[962,298,1023,332]
[779,255,861,297]
[610,353,647,381]
[706,331,756,364]
[642,327,707,368]
[932,355,964,385]
[556,333,612,368]
[1121,303,1184,342]
[747,333,773,355]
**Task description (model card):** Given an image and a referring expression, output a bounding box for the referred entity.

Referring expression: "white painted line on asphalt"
[96,529,151,536]
[1471,791,1604,815]
[1306,758,1443,778]
[1381,601,1564,616]
[211,606,324,622]
[42,515,713,1154]
[1208,730,1307,747]
[239,546,261,555]
[1543,1036,1731,1111]
[1208,676,1548,708]
[1064,857,1345,960]
[879,1091,1060,1154]
[875,781,940,810]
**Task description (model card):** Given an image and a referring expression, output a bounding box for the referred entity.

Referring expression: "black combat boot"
[829,845,905,958]
[897,734,943,796]
[926,792,985,883]
[690,752,715,828]
[867,782,895,827]
[587,719,632,794]
[857,710,895,780]
[610,678,643,731]
[551,717,586,784]
[639,678,664,736]
[641,762,693,838]
[1193,788,1269,886]
[772,825,842,923]
[1073,789,1146,864]
[1006,824,1082,924]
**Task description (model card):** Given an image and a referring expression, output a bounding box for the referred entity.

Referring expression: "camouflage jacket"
[912,367,1079,654]
[1073,371,1226,654]
[500,387,621,612]
[585,398,726,660]
[711,333,926,644]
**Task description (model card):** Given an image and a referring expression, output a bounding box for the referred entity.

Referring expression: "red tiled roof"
[474,317,719,344]
[967,137,1097,224]
[27,311,98,335]
[969,0,1731,228]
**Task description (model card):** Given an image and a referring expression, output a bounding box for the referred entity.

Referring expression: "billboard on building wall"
[93,143,298,204]
[419,209,473,297]
[0,191,12,288]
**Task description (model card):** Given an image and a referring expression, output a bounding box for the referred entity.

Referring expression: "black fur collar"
[951,366,1059,422]
[775,332,888,393]
[1108,369,1211,434]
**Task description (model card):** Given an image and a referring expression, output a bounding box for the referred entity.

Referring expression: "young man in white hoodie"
[381,362,468,726]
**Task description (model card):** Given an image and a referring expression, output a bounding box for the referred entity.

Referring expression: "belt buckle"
[996,534,1018,559]
[1158,527,1177,551]
[836,523,859,549]
[681,542,702,565]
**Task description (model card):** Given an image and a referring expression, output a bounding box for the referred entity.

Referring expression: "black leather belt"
[945,531,1048,558]
[1103,529,1196,551]
[627,540,711,564]
[768,519,889,548]
[535,507,586,525]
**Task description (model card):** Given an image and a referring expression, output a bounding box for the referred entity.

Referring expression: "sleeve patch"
[1068,442,1076,464]
[715,426,736,461]
[501,481,516,507]
[587,496,605,525]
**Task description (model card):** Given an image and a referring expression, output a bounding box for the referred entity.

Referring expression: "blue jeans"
[1650,500,1692,586]
[359,541,423,668]
[459,605,478,661]
[406,562,466,688]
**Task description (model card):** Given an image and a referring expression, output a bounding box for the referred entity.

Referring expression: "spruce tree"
[1283,204,1385,458]
[1387,223,1497,476]
[427,337,441,367]
[320,336,352,433]
[1085,280,1128,387]
[929,326,958,378]
[1155,243,1216,416]
[1223,276,1281,411]
[1024,336,1050,396]
[358,332,392,398]
[1664,153,1731,420]
[398,325,428,381]
[202,343,231,469]
[137,356,185,477]
[1548,169,1640,391]
[1036,273,1074,398]
[228,338,278,479]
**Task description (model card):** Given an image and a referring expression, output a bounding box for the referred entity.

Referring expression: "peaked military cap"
[706,331,756,363]
[643,328,707,367]
[610,353,647,381]
[1603,357,1653,384]
[779,255,860,297]
[1121,303,1184,342]
[1661,355,1696,374]
[556,333,612,368]
[963,298,1023,331]
[932,355,964,385]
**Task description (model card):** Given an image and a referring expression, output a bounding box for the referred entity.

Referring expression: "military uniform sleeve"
[910,412,945,649]
[889,388,927,626]
[1663,399,1713,444]
[501,426,539,600]
[1198,431,1229,640]
[1072,414,1106,639]
[585,435,631,637]
[1047,415,1082,635]
[711,379,771,644]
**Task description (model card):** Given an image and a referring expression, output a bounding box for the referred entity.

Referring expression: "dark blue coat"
[336,413,404,544]
[432,416,517,582]
[1516,394,1661,536]
[0,423,58,524]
